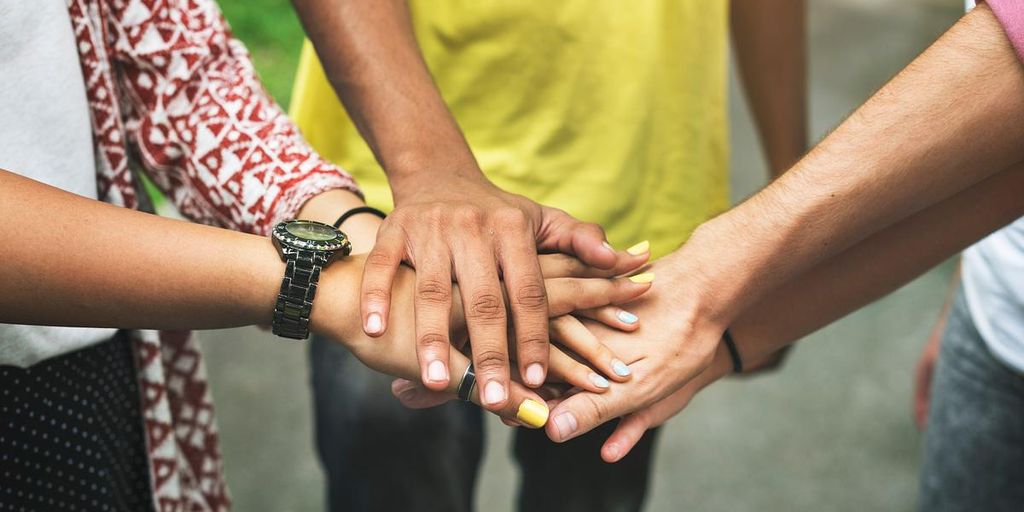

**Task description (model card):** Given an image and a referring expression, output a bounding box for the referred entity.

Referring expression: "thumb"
[537,207,618,269]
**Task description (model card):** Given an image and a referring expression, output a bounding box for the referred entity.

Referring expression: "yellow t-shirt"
[290,0,729,258]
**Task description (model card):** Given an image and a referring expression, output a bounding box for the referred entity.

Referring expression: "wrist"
[308,255,364,342]
[387,160,494,204]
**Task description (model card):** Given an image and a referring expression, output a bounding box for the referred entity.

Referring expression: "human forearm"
[0,169,285,329]
[728,163,1024,374]
[684,3,1024,325]
[731,0,807,176]
[290,0,483,194]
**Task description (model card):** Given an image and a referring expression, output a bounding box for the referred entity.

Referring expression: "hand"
[540,254,731,445]
[314,253,652,426]
[914,309,947,430]
[361,176,651,413]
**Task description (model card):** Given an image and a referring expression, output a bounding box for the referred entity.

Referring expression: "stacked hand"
[314,251,655,426]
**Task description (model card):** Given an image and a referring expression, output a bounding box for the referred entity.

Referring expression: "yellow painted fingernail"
[516,399,550,428]
[626,240,650,255]
[628,272,655,284]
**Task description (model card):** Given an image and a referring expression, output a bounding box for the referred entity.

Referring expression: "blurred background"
[199,0,964,510]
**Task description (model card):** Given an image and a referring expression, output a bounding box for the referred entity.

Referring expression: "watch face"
[273,220,351,254]
[286,221,337,241]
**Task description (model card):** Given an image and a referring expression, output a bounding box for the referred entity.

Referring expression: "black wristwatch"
[270,220,352,340]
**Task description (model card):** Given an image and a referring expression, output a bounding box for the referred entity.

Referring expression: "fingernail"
[612,359,631,377]
[602,241,615,254]
[427,360,448,383]
[365,313,383,335]
[626,240,650,255]
[483,381,506,405]
[617,310,639,324]
[605,443,621,461]
[589,372,610,389]
[516,399,550,428]
[628,272,655,284]
[525,364,545,387]
[552,412,578,440]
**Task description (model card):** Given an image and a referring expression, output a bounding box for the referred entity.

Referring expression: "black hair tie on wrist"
[333,206,387,229]
[722,328,743,374]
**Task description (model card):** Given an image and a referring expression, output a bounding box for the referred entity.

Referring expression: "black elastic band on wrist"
[457,364,477,402]
[722,328,743,374]
[333,206,387,229]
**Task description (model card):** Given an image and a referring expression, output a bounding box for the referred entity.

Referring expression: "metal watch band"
[272,248,328,340]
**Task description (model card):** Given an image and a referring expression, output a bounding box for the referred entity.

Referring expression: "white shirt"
[962,218,1024,374]
[0,0,117,367]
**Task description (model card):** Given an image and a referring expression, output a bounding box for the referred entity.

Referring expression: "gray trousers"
[309,335,658,512]
[919,287,1024,511]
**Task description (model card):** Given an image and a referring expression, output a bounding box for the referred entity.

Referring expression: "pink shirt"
[987,0,1024,61]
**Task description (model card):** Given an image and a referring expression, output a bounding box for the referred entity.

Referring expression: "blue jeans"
[309,336,658,512]
[919,287,1024,511]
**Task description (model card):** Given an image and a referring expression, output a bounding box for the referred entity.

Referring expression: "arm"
[545,2,1024,446]
[0,169,649,426]
[548,161,1024,454]
[290,0,643,407]
[731,0,808,177]
[685,3,1024,330]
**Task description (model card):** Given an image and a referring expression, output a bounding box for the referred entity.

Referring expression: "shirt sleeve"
[106,0,360,236]
[984,0,1024,63]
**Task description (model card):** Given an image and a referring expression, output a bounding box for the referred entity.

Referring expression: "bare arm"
[290,0,637,405]
[0,168,652,426]
[687,3,1024,328]
[731,0,808,177]
[546,3,1024,447]
[549,162,1024,453]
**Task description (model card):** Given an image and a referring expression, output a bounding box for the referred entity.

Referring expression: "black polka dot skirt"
[0,332,153,512]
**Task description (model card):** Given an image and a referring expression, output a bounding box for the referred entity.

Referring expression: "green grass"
[219,0,305,107]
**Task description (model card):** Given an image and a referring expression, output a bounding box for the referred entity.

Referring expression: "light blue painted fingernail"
[617,310,639,324]
[612,359,631,377]
[589,373,610,389]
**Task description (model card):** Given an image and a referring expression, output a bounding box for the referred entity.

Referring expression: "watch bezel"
[272,220,352,254]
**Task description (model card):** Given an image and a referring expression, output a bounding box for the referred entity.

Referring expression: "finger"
[360,225,406,337]
[392,378,454,409]
[550,316,631,382]
[538,252,649,279]
[576,306,641,332]
[565,220,618,269]
[446,350,550,428]
[913,360,933,430]
[545,361,651,443]
[602,413,651,463]
[546,342,612,393]
[452,233,511,410]
[497,218,550,388]
[545,276,652,317]
[413,246,454,391]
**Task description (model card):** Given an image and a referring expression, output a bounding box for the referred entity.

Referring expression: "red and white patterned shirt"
[65,1,360,510]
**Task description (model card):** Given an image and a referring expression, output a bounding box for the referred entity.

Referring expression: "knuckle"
[516,331,549,351]
[453,207,485,229]
[473,349,509,373]
[363,286,391,302]
[365,250,396,270]
[493,207,528,230]
[469,292,506,321]
[579,393,611,423]
[417,330,449,349]
[416,278,451,305]
[514,283,548,310]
